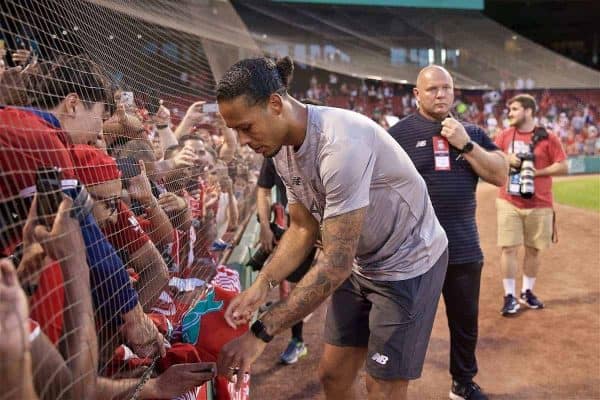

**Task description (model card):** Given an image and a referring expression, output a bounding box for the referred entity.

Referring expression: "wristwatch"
[460,140,474,154]
[250,319,274,343]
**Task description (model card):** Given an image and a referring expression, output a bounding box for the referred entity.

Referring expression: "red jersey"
[30,261,65,344]
[184,176,206,219]
[0,107,75,198]
[495,127,566,209]
[102,201,150,255]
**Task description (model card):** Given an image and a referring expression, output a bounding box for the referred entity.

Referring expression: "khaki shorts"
[496,198,554,250]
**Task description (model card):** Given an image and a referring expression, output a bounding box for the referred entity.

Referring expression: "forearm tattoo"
[262,207,366,336]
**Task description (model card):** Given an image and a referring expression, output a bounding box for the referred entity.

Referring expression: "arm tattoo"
[262,207,367,336]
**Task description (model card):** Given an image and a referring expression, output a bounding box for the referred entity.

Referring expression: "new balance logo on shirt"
[416,140,427,148]
[371,352,389,365]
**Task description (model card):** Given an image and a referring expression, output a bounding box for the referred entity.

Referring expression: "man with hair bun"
[216,56,448,400]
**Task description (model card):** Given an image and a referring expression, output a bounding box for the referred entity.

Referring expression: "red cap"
[71,144,121,186]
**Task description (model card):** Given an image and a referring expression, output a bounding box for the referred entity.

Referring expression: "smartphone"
[116,157,141,179]
[36,167,63,228]
[202,103,218,113]
[120,91,134,107]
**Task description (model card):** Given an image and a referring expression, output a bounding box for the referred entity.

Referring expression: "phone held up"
[36,167,63,228]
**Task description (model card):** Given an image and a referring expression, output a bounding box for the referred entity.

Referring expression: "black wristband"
[460,140,474,154]
[251,319,274,343]
[156,124,169,129]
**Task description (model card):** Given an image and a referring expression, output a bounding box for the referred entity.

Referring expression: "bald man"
[389,66,507,400]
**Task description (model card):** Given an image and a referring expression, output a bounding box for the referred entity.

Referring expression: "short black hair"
[122,139,155,163]
[28,54,112,110]
[216,56,294,106]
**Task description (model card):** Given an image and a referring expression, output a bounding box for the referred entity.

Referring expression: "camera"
[247,222,286,271]
[508,152,535,199]
[518,153,535,199]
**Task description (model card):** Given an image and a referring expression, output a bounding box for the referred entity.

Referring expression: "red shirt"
[0,107,75,197]
[30,261,65,344]
[184,176,206,219]
[102,201,150,255]
[1,242,65,345]
[495,128,566,209]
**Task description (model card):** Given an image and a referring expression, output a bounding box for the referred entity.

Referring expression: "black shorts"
[285,247,318,283]
[324,249,448,380]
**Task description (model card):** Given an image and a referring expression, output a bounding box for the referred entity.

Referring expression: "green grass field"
[553,176,600,212]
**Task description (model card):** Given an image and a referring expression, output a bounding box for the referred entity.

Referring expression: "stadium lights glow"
[62,30,68,35]
[512,35,518,40]
[73,26,79,31]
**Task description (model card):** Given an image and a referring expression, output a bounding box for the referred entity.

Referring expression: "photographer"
[495,94,567,316]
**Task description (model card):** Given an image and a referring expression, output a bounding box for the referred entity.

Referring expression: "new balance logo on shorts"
[371,353,389,365]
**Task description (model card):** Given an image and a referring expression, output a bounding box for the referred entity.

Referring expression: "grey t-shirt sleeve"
[320,137,376,220]
[273,154,299,205]
[285,183,299,205]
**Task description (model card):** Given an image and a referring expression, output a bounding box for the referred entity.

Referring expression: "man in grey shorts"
[216,56,448,400]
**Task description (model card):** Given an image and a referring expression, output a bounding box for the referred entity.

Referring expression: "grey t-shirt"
[273,105,447,281]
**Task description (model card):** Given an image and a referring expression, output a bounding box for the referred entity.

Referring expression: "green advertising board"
[272,0,484,10]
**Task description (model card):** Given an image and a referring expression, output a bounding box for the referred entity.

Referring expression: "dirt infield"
[249,180,600,399]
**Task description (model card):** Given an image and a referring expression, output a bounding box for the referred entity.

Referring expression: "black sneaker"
[449,380,488,400]
[520,289,545,309]
[501,294,520,316]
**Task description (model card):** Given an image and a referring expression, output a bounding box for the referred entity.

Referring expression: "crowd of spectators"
[295,70,600,157]
[0,36,598,399]
[0,45,260,400]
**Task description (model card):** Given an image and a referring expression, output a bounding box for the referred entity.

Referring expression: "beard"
[510,115,526,128]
